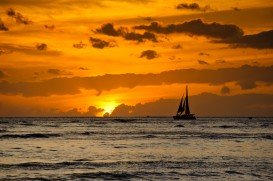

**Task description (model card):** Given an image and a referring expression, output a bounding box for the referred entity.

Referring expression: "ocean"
[0,117,272,180]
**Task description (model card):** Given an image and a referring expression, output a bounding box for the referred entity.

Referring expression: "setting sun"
[100,101,119,116]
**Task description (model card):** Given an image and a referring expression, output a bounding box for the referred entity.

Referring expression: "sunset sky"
[0,0,273,116]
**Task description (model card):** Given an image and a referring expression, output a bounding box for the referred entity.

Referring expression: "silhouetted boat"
[173,86,196,120]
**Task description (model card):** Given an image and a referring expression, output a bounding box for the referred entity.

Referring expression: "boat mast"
[185,86,191,115]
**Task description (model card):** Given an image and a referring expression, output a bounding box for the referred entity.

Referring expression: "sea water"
[0,117,272,180]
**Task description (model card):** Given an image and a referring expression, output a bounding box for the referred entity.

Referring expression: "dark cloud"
[172,44,182,49]
[198,60,210,65]
[96,23,122,36]
[47,69,72,76]
[139,16,153,22]
[0,65,272,97]
[140,50,159,59]
[89,37,114,49]
[123,31,157,42]
[220,86,230,94]
[111,93,273,117]
[96,23,157,42]
[134,19,273,49]
[233,7,241,11]
[0,103,104,117]
[73,41,87,49]
[236,80,257,90]
[111,104,134,116]
[79,67,89,70]
[0,70,5,79]
[0,43,61,56]
[6,8,32,25]
[36,43,47,51]
[224,30,273,49]
[176,3,211,12]
[103,112,110,117]
[60,106,104,117]
[0,18,9,31]
[134,19,244,40]
[44,25,55,30]
[199,52,210,56]
[215,59,227,64]
[85,106,104,116]
[47,69,61,75]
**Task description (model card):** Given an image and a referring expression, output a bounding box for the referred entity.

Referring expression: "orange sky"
[0,0,273,116]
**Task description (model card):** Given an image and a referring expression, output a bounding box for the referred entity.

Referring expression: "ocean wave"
[112,118,138,123]
[0,133,61,139]
[68,171,140,180]
[0,160,267,170]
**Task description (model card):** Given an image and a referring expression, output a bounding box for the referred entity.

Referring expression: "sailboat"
[173,86,196,120]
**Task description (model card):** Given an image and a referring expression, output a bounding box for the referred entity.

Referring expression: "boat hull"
[173,114,196,120]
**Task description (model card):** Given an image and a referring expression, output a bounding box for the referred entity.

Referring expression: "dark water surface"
[0,117,272,180]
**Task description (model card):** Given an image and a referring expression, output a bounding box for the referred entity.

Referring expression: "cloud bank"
[96,23,157,42]
[0,65,272,97]
[111,93,273,117]
[134,19,273,49]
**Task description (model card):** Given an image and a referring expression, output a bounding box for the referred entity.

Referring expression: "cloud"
[215,59,226,64]
[47,69,72,76]
[36,43,47,51]
[73,41,87,49]
[59,106,104,117]
[0,18,9,31]
[176,3,211,12]
[220,86,230,94]
[6,8,32,25]
[111,93,273,117]
[134,19,273,49]
[0,65,272,97]
[134,19,244,40]
[0,70,5,79]
[96,23,122,37]
[79,67,89,70]
[140,50,159,59]
[199,52,210,56]
[89,37,115,49]
[236,80,257,90]
[139,16,153,22]
[198,60,210,65]
[85,106,104,116]
[123,31,157,42]
[0,43,61,56]
[96,23,157,42]
[47,69,61,75]
[224,30,273,49]
[44,25,55,30]
[0,102,104,117]
[172,44,182,49]
[233,7,241,11]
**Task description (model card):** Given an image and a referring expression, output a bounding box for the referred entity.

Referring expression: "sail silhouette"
[173,86,196,120]
[177,95,184,115]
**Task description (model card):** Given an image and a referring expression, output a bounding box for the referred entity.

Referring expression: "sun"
[101,101,119,115]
